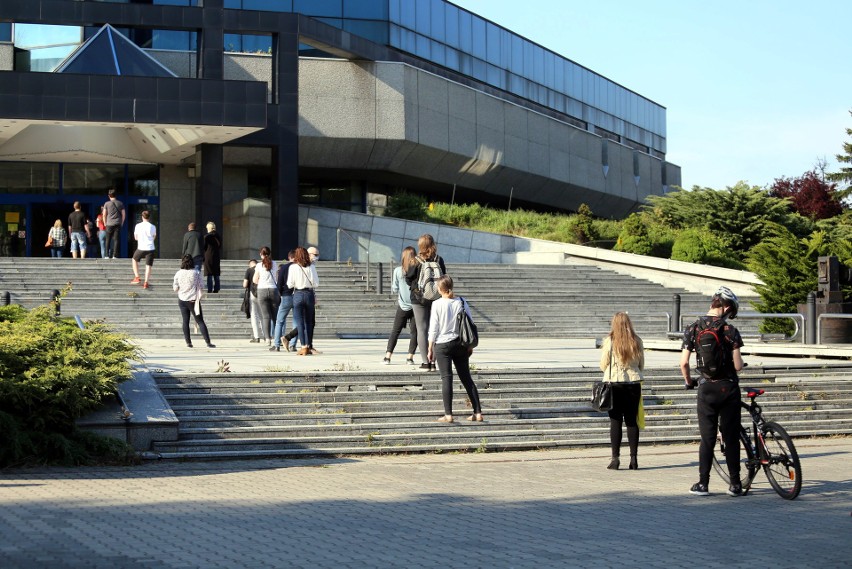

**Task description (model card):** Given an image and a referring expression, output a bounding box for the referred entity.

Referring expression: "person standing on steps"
[203,221,222,293]
[680,286,745,497]
[405,233,446,371]
[242,258,263,343]
[287,246,319,356]
[102,188,125,259]
[428,274,483,424]
[130,210,156,289]
[600,311,645,470]
[47,219,67,258]
[181,222,204,272]
[383,246,418,365]
[173,254,214,349]
[67,201,90,259]
[252,246,280,346]
[271,250,298,352]
[96,207,108,259]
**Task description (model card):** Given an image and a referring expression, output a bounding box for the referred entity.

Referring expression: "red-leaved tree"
[768,170,843,220]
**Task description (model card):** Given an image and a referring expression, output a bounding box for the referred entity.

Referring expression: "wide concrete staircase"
[150,364,852,459]
[0,257,755,339]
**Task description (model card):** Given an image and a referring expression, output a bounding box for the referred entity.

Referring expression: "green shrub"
[0,303,140,466]
[615,213,654,255]
[671,228,746,269]
[385,190,428,220]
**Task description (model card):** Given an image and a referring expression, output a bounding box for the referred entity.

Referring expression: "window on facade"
[0,23,11,42]
[63,164,126,196]
[0,162,59,194]
[13,24,82,72]
[128,165,160,197]
[225,33,272,54]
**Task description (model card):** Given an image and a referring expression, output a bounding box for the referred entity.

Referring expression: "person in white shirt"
[252,246,279,345]
[286,246,319,356]
[172,255,214,349]
[131,210,156,289]
[427,274,483,423]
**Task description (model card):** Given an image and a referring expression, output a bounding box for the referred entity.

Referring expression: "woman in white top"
[286,246,319,356]
[252,246,279,345]
[427,274,482,423]
[172,255,214,349]
[600,311,645,470]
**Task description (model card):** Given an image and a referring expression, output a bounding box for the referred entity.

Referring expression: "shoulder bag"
[591,341,614,412]
[455,297,479,349]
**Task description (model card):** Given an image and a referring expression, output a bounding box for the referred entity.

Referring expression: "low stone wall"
[299,205,761,297]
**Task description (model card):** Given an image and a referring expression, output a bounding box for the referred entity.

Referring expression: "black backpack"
[695,318,729,379]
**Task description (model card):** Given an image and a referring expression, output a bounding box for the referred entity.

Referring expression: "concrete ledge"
[116,365,179,451]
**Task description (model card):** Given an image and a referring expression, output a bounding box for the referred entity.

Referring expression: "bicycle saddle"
[743,387,765,398]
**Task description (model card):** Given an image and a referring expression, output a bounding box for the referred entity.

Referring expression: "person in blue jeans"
[287,246,319,356]
[271,250,298,352]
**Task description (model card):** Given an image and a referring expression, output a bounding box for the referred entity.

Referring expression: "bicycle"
[711,386,802,499]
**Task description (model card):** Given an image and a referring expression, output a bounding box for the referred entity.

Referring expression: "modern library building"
[0,0,680,258]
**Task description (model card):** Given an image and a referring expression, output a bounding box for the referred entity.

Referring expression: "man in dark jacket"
[181,222,204,271]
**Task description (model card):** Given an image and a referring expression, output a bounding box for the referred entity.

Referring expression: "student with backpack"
[680,286,745,497]
[405,234,447,370]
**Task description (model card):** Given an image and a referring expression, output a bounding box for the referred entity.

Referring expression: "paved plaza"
[1,438,850,568]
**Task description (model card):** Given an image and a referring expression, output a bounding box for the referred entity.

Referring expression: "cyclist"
[680,286,745,497]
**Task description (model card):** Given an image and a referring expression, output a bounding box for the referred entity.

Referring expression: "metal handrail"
[816,313,852,344]
[336,228,370,290]
[678,311,805,344]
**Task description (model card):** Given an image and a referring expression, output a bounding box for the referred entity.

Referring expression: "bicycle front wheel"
[761,421,802,500]
[712,428,756,489]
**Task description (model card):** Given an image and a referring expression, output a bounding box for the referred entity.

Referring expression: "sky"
[451,0,852,190]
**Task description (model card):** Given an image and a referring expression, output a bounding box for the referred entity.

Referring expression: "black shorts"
[133,249,155,266]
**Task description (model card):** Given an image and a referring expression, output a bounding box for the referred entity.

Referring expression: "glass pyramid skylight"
[54,24,177,77]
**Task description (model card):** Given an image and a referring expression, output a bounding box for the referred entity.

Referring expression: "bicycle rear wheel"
[712,428,756,490]
[761,421,802,500]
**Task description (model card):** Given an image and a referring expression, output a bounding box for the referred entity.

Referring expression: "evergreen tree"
[827,109,852,189]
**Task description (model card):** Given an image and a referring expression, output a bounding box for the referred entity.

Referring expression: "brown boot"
[297,347,310,356]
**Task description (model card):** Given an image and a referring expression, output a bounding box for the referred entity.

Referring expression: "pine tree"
[827,109,852,188]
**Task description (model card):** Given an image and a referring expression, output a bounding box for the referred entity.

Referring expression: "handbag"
[591,381,613,412]
[591,341,614,412]
[455,297,479,349]
[45,235,54,247]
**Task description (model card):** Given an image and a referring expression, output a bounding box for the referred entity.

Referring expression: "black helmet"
[713,286,739,319]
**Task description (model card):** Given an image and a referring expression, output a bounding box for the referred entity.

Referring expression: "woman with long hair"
[252,246,279,345]
[405,233,446,370]
[173,254,214,349]
[600,311,645,470]
[287,246,319,356]
[383,246,418,365]
[47,219,67,258]
[428,275,482,423]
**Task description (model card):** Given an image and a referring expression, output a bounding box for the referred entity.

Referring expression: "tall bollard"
[1,291,9,306]
[376,263,384,295]
[51,289,61,315]
[671,293,681,334]
[806,291,816,344]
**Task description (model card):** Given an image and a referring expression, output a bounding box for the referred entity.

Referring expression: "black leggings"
[697,380,742,485]
[386,306,417,355]
[607,382,641,458]
[178,299,211,345]
[434,339,481,416]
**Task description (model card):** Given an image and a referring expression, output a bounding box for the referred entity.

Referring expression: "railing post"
[806,291,817,344]
[671,293,681,334]
[51,289,61,315]
[376,262,384,295]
